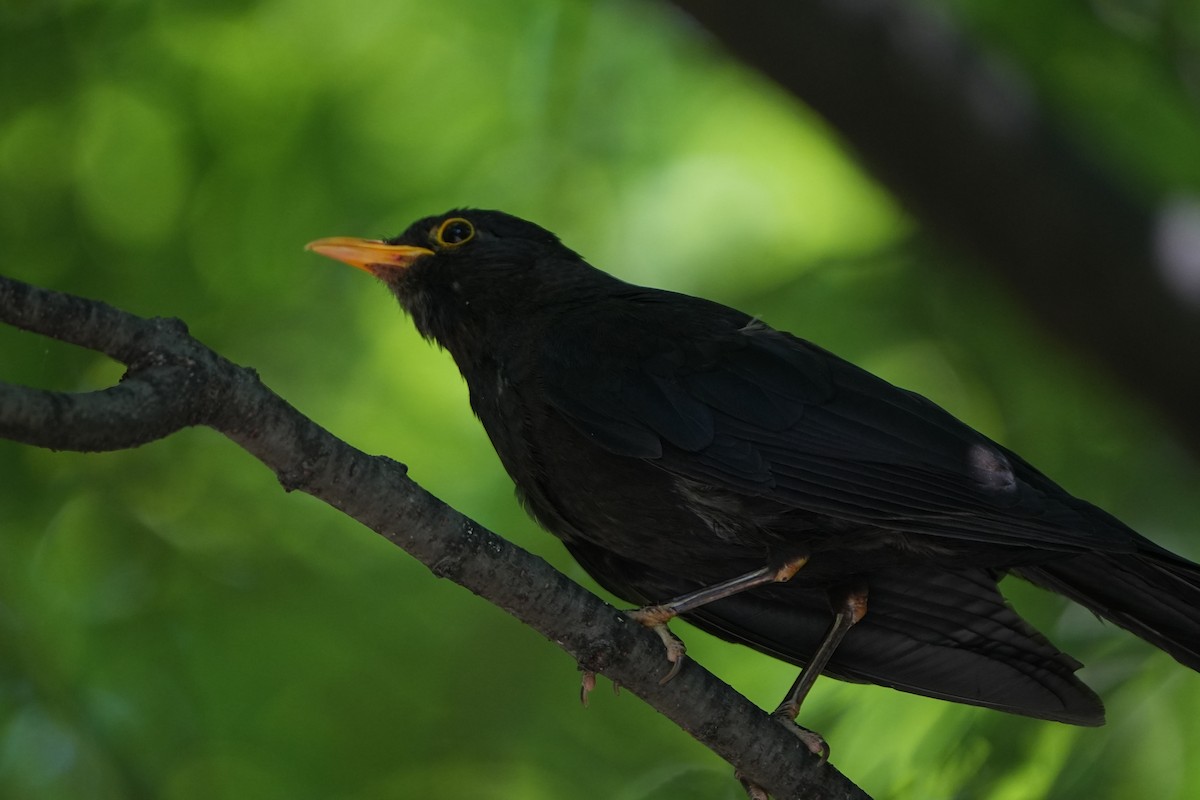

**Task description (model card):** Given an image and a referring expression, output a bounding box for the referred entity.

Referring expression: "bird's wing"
[694,565,1106,725]
[565,537,1104,724]
[540,297,1132,552]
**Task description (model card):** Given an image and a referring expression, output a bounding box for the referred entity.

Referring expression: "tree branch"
[0,274,870,800]
[670,0,1200,455]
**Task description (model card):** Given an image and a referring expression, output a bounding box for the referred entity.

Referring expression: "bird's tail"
[1014,548,1200,670]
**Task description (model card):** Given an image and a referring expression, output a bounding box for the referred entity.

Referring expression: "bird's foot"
[626,605,687,683]
[580,669,597,707]
[735,772,771,800]
[579,668,622,706]
[770,709,830,761]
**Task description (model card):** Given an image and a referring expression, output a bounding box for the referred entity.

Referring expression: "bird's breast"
[467,369,787,579]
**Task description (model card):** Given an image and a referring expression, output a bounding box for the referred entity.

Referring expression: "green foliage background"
[2,1,1199,798]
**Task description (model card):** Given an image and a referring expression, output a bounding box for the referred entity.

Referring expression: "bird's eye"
[434,218,475,248]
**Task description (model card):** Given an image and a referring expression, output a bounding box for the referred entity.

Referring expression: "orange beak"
[305,237,434,276]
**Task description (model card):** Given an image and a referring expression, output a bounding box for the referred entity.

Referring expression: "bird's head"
[308,209,603,356]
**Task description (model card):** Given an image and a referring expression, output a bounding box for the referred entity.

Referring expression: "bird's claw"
[580,669,623,705]
[769,710,829,761]
[627,605,688,683]
[734,714,828,798]
[655,629,687,684]
[735,771,771,800]
[580,669,597,707]
[803,730,831,763]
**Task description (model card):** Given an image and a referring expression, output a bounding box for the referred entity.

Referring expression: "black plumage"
[308,209,1200,728]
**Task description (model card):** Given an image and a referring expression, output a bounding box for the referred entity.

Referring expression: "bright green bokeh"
[2,1,1199,799]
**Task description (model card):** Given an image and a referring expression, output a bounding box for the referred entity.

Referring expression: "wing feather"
[543,302,1133,552]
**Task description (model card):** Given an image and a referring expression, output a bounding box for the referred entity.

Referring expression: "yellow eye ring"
[434,217,475,248]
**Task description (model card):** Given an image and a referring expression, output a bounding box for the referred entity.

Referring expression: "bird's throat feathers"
[383,251,575,372]
[385,264,483,361]
[385,240,622,370]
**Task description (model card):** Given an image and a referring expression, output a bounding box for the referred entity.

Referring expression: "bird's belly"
[518,452,773,574]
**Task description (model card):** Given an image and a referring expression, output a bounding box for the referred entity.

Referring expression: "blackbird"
[308,209,1200,735]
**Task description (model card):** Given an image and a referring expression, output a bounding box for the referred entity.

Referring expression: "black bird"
[308,209,1200,737]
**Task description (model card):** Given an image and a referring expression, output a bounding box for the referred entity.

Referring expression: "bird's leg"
[771,583,869,759]
[735,585,869,800]
[627,554,809,683]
